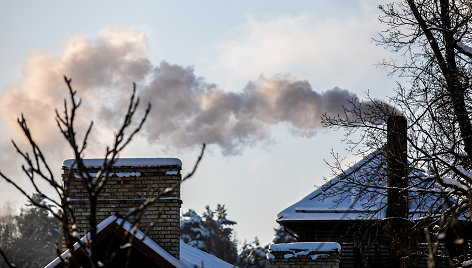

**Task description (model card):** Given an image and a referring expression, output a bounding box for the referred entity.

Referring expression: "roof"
[180,240,235,268]
[45,216,235,268]
[45,215,182,268]
[63,158,182,168]
[277,149,445,222]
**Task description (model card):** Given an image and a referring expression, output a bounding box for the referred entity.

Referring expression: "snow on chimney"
[62,158,182,259]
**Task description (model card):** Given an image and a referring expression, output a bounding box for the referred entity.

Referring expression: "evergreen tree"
[238,237,268,268]
[181,204,238,264]
[0,194,61,267]
[272,225,296,244]
[180,209,209,250]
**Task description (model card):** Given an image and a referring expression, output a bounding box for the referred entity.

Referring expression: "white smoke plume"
[0,26,395,156]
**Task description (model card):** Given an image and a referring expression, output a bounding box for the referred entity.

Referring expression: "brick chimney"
[62,158,182,259]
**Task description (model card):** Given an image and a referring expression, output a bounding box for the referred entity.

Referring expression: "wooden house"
[274,116,472,267]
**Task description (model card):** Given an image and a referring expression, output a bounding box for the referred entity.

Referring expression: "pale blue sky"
[0,0,397,245]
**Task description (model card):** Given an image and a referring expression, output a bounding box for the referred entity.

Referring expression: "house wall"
[282,221,389,268]
[63,162,182,259]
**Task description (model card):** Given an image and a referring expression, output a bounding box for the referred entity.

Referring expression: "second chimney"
[386,115,408,219]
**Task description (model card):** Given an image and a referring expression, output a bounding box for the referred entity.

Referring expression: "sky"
[0,0,399,245]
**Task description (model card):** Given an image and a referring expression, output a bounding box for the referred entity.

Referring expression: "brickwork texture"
[63,163,182,259]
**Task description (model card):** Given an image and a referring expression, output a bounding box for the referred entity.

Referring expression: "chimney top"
[62,158,182,169]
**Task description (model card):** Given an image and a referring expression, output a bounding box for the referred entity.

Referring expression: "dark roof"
[45,215,182,268]
[277,149,446,223]
[45,216,235,268]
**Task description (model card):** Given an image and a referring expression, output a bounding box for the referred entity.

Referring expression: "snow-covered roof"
[63,158,182,168]
[45,215,235,268]
[277,149,443,222]
[180,240,235,268]
[45,215,183,268]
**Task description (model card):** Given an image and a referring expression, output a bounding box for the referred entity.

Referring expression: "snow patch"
[463,259,472,267]
[269,242,341,253]
[311,254,329,260]
[74,172,142,178]
[63,158,182,168]
[269,242,340,260]
[458,41,472,54]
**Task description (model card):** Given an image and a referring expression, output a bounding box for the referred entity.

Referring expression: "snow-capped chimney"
[62,158,182,259]
[386,115,408,219]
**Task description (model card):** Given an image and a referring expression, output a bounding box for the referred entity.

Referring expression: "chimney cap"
[62,158,182,169]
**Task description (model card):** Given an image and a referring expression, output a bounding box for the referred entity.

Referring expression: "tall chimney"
[385,115,409,267]
[386,115,408,219]
[63,158,182,259]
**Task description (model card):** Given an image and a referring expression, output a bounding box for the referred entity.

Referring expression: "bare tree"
[321,0,472,267]
[0,76,205,268]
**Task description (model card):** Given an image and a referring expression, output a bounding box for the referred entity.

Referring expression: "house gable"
[45,215,182,268]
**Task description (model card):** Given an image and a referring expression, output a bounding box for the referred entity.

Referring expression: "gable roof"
[45,215,182,268]
[45,216,235,268]
[277,149,445,223]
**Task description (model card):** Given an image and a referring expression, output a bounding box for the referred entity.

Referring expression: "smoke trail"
[0,26,396,156]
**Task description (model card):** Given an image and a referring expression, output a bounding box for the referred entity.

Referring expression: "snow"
[45,215,183,268]
[180,240,236,268]
[458,41,472,54]
[277,148,444,222]
[63,158,182,168]
[268,242,340,260]
[269,242,341,253]
[45,215,234,268]
[310,254,329,260]
[463,259,472,267]
[74,172,141,178]
[441,177,470,191]
[69,197,181,202]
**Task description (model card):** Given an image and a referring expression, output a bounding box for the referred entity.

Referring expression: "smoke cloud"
[0,26,396,156]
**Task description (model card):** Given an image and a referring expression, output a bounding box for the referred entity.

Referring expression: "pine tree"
[180,209,209,250]
[272,225,296,244]
[180,204,238,264]
[238,237,268,268]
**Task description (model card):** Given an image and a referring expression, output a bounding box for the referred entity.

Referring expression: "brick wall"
[267,242,341,268]
[63,159,182,259]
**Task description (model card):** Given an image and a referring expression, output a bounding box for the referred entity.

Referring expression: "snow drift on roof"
[63,158,182,168]
[180,240,235,268]
[277,149,443,222]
